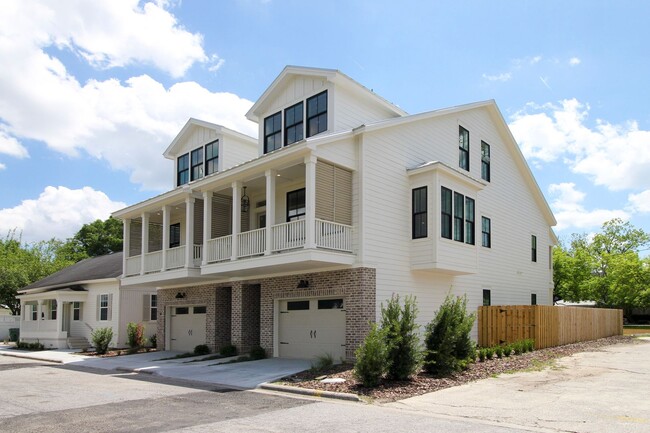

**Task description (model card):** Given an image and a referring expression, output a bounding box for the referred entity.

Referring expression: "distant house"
[113,66,557,360]
[17,253,157,349]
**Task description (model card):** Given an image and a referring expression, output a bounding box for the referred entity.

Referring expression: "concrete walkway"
[0,345,311,389]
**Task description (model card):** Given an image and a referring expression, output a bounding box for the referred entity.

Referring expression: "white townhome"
[113,66,556,360]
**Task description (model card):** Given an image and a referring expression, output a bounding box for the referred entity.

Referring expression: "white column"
[37,300,43,330]
[56,298,63,335]
[122,219,130,275]
[185,197,195,267]
[202,191,212,265]
[231,181,242,260]
[140,213,149,276]
[265,170,276,255]
[162,205,169,271]
[304,155,317,249]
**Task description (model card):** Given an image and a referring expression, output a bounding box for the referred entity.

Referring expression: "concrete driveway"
[0,346,311,389]
[387,338,650,433]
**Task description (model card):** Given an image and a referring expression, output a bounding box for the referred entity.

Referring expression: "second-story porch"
[117,151,356,287]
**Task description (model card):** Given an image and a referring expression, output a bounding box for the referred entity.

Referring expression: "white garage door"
[170,305,206,352]
[279,298,345,360]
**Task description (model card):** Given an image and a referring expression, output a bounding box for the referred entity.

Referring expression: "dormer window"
[307,91,327,138]
[177,154,189,186]
[264,111,282,153]
[205,139,219,175]
[285,101,304,145]
[191,147,203,181]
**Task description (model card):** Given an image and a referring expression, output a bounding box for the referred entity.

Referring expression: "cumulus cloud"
[0,0,257,189]
[548,183,629,231]
[569,57,581,66]
[510,99,650,191]
[0,127,28,158]
[0,186,127,243]
[0,163,5,171]
[628,190,650,214]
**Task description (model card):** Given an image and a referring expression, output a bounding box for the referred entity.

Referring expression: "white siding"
[222,135,257,171]
[117,287,158,347]
[176,126,218,158]
[265,76,328,114]
[334,86,401,131]
[78,282,121,346]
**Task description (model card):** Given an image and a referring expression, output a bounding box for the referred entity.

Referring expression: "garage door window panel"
[287,300,310,311]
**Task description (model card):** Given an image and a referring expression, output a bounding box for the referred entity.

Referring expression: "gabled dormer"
[246,66,407,156]
[163,118,257,188]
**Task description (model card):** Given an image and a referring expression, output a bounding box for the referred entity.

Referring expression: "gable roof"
[19,252,123,293]
[163,118,257,160]
[245,65,408,123]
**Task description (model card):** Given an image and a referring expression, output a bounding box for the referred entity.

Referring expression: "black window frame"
[73,301,81,321]
[531,293,537,305]
[190,147,203,181]
[284,101,304,145]
[264,111,282,154]
[481,141,491,182]
[306,91,328,138]
[177,153,189,186]
[412,186,428,239]
[150,294,157,321]
[193,306,207,314]
[531,235,537,262]
[286,188,306,222]
[483,289,491,306]
[441,187,452,239]
[465,197,475,245]
[482,216,491,248]
[169,223,181,248]
[459,126,470,171]
[318,299,344,309]
[205,139,219,176]
[287,300,310,311]
[453,192,464,242]
[31,305,37,321]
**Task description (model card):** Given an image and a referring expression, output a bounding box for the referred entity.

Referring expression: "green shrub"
[380,294,422,380]
[478,348,486,362]
[311,353,334,372]
[485,347,495,360]
[8,328,19,342]
[16,341,44,351]
[219,344,237,357]
[149,334,157,349]
[126,322,145,350]
[194,344,211,355]
[495,346,504,358]
[353,323,388,387]
[249,346,266,360]
[91,327,114,355]
[525,339,535,352]
[503,345,513,357]
[423,294,476,376]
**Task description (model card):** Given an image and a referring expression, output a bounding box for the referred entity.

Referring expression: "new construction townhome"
[113,66,557,360]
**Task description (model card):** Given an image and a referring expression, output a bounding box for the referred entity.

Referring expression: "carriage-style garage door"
[169,305,206,352]
[278,298,345,360]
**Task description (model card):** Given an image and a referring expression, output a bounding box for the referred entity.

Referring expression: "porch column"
[19,300,25,325]
[304,155,317,249]
[231,181,242,260]
[37,300,43,331]
[185,197,195,267]
[56,298,63,335]
[265,169,276,255]
[122,219,130,274]
[202,191,212,265]
[140,213,149,276]
[162,205,170,271]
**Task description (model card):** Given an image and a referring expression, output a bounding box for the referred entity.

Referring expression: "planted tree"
[380,294,422,380]
[126,322,146,351]
[353,323,388,387]
[91,327,114,355]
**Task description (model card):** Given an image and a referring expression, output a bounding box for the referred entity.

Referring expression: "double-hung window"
[481,141,491,181]
[307,91,327,137]
[190,147,203,181]
[205,140,218,176]
[73,302,81,321]
[31,304,37,321]
[177,154,189,186]
[264,111,282,153]
[169,223,181,248]
[412,187,427,239]
[482,216,491,248]
[99,294,109,321]
[285,102,304,145]
[453,192,464,242]
[531,235,537,262]
[441,187,452,239]
[483,289,491,306]
[531,293,537,305]
[287,188,306,221]
[459,126,469,171]
[150,294,157,321]
[465,197,475,245]
[50,300,57,320]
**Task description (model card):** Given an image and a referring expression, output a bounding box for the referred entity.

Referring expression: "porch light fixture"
[175,292,186,299]
[241,186,250,213]
[297,280,309,289]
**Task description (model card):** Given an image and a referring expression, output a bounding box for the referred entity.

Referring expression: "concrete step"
[67,337,90,350]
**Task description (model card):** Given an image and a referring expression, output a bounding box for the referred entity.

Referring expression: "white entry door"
[170,305,207,352]
[278,298,345,360]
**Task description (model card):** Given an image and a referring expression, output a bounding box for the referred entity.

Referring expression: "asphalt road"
[0,357,533,433]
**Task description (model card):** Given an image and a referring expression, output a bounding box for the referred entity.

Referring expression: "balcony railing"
[238,227,266,258]
[144,250,162,273]
[206,235,232,263]
[167,245,185,269]
[315,219,353,252]
[272,220,306,251]
[125,255,141,276]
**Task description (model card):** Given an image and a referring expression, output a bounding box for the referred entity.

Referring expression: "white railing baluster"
[125,255,141,276]
[315,219,353,252]
[237,228,266,258]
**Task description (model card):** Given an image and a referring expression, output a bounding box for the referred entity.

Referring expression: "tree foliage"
[553,218,650,319]
[66,217,123,259]
[380,294,422,380]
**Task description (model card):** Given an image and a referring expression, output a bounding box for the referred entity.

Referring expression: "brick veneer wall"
[231,283,261,353]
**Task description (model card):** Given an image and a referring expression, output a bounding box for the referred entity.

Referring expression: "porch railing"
[315,219,353,252]
[125,255,141,276]
[144,250,162,273]
[238,228,266,258]
[206,235,232,263]
[193,244,203,267]
[272,220,306,251]
[167,245,185,269]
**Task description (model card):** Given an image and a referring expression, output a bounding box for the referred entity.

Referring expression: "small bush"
[503,345,513,357]
[311,353,334,372]
[149,334,157,349]
[16,341,44,351]
[478,348,486,362]
[219,344,237,357]
[353,323,388,387]
[485,347,495,360]
[525,339,535,352]
[8,328,19,342]
[249,346,266,360]
[380,294,423,381]
[194,344,211,355]
[126,322,145,350]
[495,346,504,358]
[91,327,114,355]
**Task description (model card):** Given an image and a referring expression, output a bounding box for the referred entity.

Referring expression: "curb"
[0,351,63,364]
[259,382,360,402]
[115,367,158,375]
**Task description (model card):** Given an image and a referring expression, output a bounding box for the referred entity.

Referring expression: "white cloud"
[482,72,512,82]
[548,183,629,231]
[483,55,542,83]
[0,163,5,171]
[0,0,257,191]
[0,186,127,243]
[628,190,650,213]
[510,99,650,191]
[0,126,28,158]
[569,57,581,66]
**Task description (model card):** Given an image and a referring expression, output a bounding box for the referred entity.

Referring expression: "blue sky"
[1,0,649,243]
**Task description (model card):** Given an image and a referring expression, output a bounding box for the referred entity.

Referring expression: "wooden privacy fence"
[478,305,623,349]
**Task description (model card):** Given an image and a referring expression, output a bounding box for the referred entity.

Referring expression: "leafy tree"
[66,217,123,258]
[353,323,389,387]
[380,294,422,380]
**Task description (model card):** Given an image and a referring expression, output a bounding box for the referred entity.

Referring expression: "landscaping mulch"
[80,348,157,357]
[279,335,643,402]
